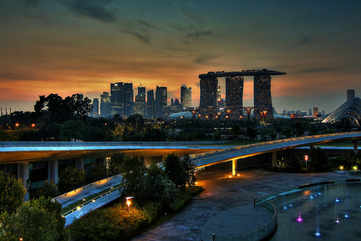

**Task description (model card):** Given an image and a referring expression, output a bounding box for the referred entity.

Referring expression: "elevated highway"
[193,132,361,175]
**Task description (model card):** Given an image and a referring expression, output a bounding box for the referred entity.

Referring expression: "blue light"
[315,231,321,237]
[283,206,288,210]
[317,192,321,196]
[336,198,340,203]
[288,203,293,208]
[310,195,314,200]
[344,213,350,219]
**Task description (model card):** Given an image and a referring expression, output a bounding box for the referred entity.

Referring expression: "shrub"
[0,171,25,214]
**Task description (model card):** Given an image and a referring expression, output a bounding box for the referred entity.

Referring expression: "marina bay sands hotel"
[199,69,286,120]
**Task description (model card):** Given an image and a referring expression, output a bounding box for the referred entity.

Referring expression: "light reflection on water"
[271,182,361,241]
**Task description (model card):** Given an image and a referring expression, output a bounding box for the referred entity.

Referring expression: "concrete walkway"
[131,169,354,241]
[200,205,273,241]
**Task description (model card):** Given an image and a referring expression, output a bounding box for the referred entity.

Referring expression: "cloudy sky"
[1,0,360,113]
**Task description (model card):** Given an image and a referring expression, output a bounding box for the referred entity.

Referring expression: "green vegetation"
[69,186,203,241]
[58,167,86,193]
[68,154,202,241]
[0,171,25,214]
[0,172,68,241]
[0,197,68,241]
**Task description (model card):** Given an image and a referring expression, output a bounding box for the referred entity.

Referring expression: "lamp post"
[304,154,309,170]
[126,196,134,213]
[259,110,268,125]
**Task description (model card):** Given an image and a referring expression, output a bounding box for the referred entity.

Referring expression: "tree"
[164,155,189,189]
[58,167,85,193]
[0,171,25,214]
[34,93,91,122]
[0,197,68,241]
[31,181,58,199]
[120,157,147,199]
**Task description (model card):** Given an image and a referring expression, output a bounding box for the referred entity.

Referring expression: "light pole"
[126,196,134,213]
[304,154,309,170]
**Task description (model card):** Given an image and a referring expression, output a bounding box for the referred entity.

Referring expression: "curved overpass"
[193,132,361,170]
[0,141,228,163]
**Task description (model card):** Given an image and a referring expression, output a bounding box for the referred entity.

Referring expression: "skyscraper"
[199,76,218,114]
[146,90,155,119]
[180,85,192,108]
[110,82,134,118]
[134,86,146,116]
[91,98,99,117]
[100,92,111,118]
[155,86,167,118]
[254,75,273,120]
[347,89,355,102]
[226,76,244,119]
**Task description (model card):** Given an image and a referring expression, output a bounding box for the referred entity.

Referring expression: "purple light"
[296,215,303,223]
[335,217,340,224]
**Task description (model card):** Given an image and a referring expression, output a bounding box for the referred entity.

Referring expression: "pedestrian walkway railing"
[192,131,361,165]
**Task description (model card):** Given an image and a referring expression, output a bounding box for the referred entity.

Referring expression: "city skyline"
[1,0,361,112]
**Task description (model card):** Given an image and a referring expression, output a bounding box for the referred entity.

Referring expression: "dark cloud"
[185,30,213,40]
[0,72,37,81]
[296,67,338,74]
[136,19,159,30]
[296,35,312,46]
[58,0,116,23]
[121,30,151,45]
[25,0,40,7]
[193,54,219,65]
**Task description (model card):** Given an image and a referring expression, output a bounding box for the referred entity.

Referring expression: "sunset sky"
[1,0,361,113]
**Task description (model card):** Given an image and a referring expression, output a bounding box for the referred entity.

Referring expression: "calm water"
[271,182,361,241]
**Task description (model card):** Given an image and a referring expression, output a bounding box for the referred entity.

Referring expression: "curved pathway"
[131,169,354,241]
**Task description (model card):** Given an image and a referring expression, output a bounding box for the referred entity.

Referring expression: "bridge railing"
[192,131,361,162]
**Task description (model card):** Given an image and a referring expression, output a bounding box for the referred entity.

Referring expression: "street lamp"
[31,123,36,128]
[15,122,20,128]
[126,196,134,212]
[304,154,309,169]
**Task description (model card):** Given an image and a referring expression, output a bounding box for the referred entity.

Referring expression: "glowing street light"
[31,123,36,128]
[339,165,344,171]
[15,122,20,128]
[352,165,358,171]
[304,155,309,169]
[126,196,134,212]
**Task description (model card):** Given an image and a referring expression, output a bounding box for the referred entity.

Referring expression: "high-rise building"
[180,85,192,108]
[199,76,218,114]
[110,82,133,118]
[254,75,273,120]
[146,90,155,119]
[313,106,319,117]
[347,89,355,102]
[226,76,244,119]
[155,86,167,118]
[100,92,111,118]
[91,98,99,117]
[134,86,146,116]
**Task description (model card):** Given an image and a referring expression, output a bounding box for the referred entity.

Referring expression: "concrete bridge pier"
[17,162,30,200]
[232,159,238,176]
[48,160,59,184]
[353,141,358,154]
[272,151,277,167]
[76,159,85,170]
